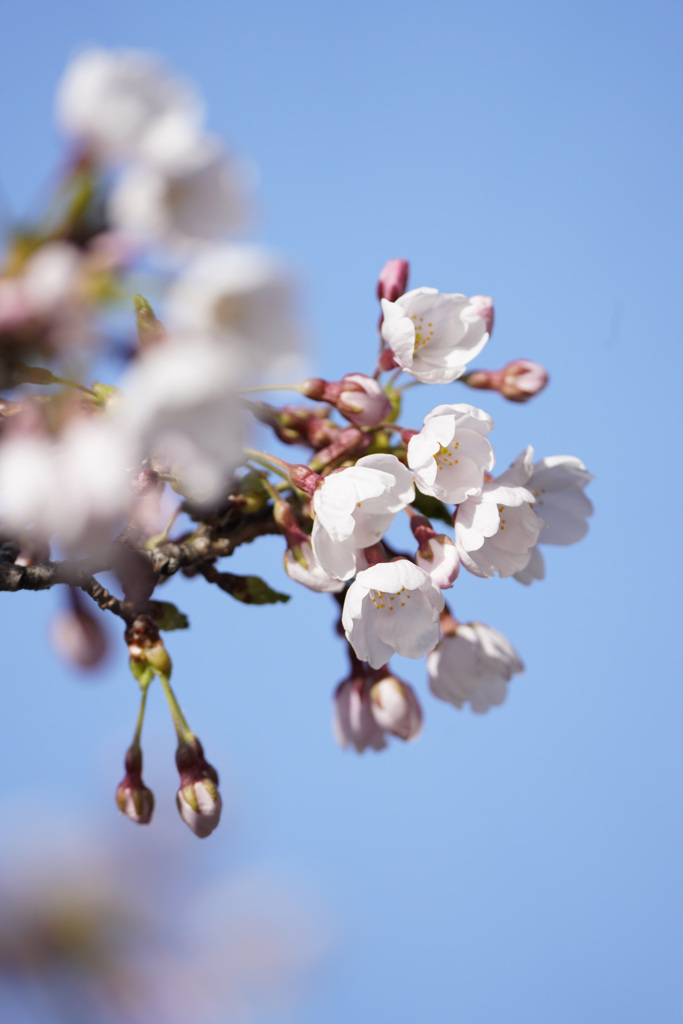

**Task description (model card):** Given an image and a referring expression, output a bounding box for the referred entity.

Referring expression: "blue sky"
[1,1,682,1022]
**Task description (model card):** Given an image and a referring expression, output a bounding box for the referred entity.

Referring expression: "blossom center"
[434,441,460,470]
[411,314,434,351]
[369,586,412,612]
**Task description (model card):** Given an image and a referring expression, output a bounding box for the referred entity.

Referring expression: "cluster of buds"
[0,48,593,835]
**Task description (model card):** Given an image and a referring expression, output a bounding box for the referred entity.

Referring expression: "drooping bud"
[377,259,410,303]
[335,374,392,428]
[333,678,387,753]
[368,674,423,742]
[50,588,109,670]
[115,745,154,825]
[175,737,222,838]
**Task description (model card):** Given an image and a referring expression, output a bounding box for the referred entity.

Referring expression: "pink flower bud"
[336,374,392,427]
[50,599,109,670]
[468,295,494,335]
[288,464,323,495]
[377,259,409,303]
[415,535,460,589]
[333,678,387,753]
[498,359,548,402]
[116,746,154,825]
[175,738,222,838]
[368,675,423,741]
[378,347,398,371]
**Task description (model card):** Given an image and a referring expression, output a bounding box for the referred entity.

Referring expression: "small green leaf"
[212,571,290,605]
[411,488,453,526]
[152,601,190,631]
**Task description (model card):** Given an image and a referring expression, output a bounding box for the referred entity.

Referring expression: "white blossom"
[108,138,248,247]
[56,48,202,161]
[380,287,491,384]
[120,338,244,504]
[342,559,444,669]
[455,447,543,578]
[333,679,387,752]
[428,622,523,713]
[368,675,423,741]
[514,455,593,584]
[311,454,415,581]
[415,534,460,589]
[283,540,345,593]
[165,244,301,377]
[407,403,494,504]
[0,415,133,548]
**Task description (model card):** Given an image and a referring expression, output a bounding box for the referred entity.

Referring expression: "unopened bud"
[377,259,410,303]
[116,746,154,825]
[368,675,423,741]
[51,601,109,670]
[288,464,323,494]
[498,359,548,402]
[175,737,222,839]
[333,678,386,753]
[336,374,392,428]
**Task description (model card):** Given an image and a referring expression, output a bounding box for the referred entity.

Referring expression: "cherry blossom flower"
[380,287,491,384]
[368,674,423,741]
[428,622,523,713]
[56,48,202,161]
[165,244,301,377]
[333,679,387,752]
[311,454,415,581]
[120,338,245,504]
[407,403,495,504]
[342,559,444,669]
[0,414,133,548]
[283,540,345,594]
[333,672,423,751]
[514,455,594,584]
[454,447,543,578]
[108,138,248,247]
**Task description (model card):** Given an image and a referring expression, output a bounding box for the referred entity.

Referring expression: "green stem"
[132,682,151,749]
[243,447,291,480]
[158,672,192,743]
[238,382,304,394]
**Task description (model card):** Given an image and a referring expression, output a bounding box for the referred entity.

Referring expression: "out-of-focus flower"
[428,622,523,713]
[368,674,423,741]
[166,244,301,376]
[108,138,248,247]
[407,403,495,504]
[342,559,444,669]
[56,48,203,161]
[284,540,345,593]
[380,287,491,383]
[514,454,594,584]
[120,338,244,504]
[50,591,109,669]
[455,446,543,578]
[333,678,387,752]
[311,453,415,581]
[0,412,134,548]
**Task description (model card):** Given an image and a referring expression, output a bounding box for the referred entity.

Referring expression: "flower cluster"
[0,49,592,835]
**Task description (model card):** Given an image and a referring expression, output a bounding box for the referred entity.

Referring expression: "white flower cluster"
[0,50,594,804]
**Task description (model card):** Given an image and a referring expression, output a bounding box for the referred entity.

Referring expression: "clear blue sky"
[1,1,682,1022]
